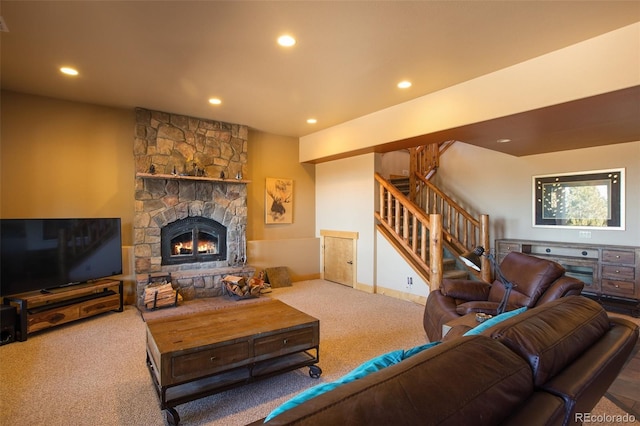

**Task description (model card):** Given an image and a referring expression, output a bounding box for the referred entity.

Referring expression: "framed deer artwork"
[265,177,293,224]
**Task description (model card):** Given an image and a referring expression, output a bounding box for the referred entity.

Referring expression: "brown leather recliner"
[424,251,585,341]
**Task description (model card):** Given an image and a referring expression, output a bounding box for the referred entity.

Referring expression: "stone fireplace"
[133,108,254,305]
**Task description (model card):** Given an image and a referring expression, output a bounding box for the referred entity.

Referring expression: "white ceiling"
[1,1,639,154]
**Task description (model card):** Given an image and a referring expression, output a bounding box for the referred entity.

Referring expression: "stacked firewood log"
[223,275,263,298]
[143,281,182,310]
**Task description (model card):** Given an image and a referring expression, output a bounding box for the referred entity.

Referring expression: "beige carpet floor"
[0,280,636,426]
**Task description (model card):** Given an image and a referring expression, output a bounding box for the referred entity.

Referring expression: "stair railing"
[412,173,491,282]
[374,172,443,291]
[409,141,455,198]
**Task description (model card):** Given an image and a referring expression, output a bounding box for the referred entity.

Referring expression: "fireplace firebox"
[161,217,227,265]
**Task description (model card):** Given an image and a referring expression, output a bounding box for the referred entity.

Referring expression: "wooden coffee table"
[145,299,321,425]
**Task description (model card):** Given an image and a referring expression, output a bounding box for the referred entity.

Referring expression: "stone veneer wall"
[133,108,254,304]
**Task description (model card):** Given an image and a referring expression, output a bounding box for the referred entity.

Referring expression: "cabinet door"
[556,259,599,293]
[324,235,355,287]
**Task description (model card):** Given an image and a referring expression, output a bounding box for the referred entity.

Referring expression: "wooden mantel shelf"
[136,172,251,184]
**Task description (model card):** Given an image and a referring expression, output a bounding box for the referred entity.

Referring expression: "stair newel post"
[429,214,444,292]
[480,214,491,283]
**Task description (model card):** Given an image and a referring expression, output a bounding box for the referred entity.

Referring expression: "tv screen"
[0,218,123,297]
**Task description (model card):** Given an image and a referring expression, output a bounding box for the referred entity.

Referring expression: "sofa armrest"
[455,301,500,316]
[536,276,584,305]
[442,325,473,341]
[441,279,491,301]
[501,391,566,426]
[539,318,638,425]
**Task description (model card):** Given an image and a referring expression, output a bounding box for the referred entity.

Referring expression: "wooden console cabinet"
[496,239,640,317]
[3,279,123,341]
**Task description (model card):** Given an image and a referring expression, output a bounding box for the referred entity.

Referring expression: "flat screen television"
[0,218,123,297]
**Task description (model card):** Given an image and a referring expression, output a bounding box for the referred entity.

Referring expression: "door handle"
[347,261,353,264]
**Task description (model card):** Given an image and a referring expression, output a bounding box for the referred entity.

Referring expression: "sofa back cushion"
[488,252,565,308]
[265,341,441,422]
[484,296,610,387]
[265,335,534,425]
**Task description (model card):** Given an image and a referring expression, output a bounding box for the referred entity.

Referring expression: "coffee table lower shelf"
[146,348,321,425]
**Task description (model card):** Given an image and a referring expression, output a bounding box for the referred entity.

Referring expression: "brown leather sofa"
[259,296,638,426]
[424,251,584,341]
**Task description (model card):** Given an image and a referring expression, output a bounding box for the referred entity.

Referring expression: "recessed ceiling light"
[278,35,296,47]
[497,138,511,143]
[60,67,79,76]
[307,118,317,124]
[397,81,412,89]
[209,98,222,105]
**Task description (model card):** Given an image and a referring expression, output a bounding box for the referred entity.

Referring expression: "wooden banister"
[380,141,491,283]
[412,173,490,282]
[375,172,444,290]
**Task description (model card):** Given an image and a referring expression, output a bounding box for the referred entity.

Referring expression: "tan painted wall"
[1,93,320,301]
[0,91,136,244]
[434,141,640,247]
[1,91,138,302]
[246,130,319,280]
[316,154,376,286]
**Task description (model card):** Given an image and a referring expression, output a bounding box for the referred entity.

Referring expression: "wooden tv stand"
[3,279,123,341]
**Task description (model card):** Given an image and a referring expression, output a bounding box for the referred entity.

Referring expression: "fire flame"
[172,241,217,255]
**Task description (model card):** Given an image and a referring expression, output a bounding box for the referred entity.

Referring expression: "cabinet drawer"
[80,294,121,316]
[28,304,81,333]
[602,250,635,265]
[601,265,635,281]
[602,279,636,298]
[254,326,316,357]
[171,341,251,381]
[497,242,521,253]
[529,245,598,259]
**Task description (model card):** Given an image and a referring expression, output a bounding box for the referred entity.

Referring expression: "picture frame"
[265,177,293,224]
[533,168,624,229]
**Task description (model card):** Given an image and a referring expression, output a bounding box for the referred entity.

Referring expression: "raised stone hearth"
[133,108,253,306]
